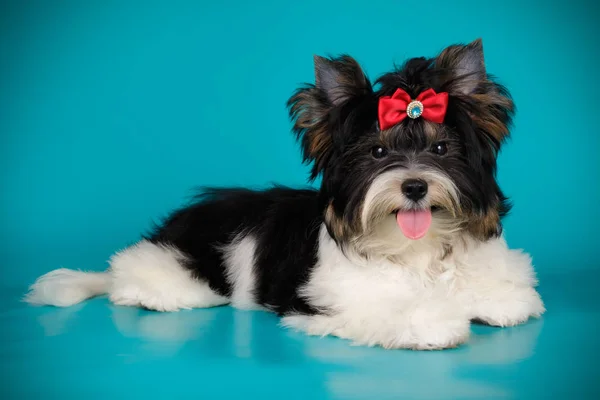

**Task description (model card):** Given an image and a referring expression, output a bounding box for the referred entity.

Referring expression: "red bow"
[378,88,449,130]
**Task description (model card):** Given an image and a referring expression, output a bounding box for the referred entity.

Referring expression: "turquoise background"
[1,1,599,399]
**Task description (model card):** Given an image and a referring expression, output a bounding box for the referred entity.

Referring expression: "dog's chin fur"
[348,168,462,260]
[24,39,545,350]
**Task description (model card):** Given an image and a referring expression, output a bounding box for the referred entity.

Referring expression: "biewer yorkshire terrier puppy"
[26,39,544,350]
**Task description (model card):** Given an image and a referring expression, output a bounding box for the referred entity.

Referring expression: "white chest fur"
[282,225,544,350]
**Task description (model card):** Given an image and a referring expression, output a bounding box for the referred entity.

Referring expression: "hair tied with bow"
[378,88,449,130]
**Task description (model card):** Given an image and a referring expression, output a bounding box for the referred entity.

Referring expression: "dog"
[25,39,545,350]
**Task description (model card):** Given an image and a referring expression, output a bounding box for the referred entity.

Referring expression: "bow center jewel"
[406,100,423,119]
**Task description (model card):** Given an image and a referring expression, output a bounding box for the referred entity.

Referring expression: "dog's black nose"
[401,179,428,201]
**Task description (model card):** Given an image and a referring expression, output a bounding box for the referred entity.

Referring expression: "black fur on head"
[287,39,515,249]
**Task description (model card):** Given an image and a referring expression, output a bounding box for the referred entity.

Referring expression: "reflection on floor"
[1,270,599,399]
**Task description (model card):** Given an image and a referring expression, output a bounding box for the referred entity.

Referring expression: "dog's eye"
[371,146,388,159]
[431,142,448,156]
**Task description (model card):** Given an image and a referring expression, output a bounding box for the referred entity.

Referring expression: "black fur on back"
[146,187,323,315]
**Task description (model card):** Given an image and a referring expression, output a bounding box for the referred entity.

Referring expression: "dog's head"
[288,39,514,256]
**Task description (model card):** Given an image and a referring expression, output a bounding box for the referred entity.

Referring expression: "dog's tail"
[24,269,111,307]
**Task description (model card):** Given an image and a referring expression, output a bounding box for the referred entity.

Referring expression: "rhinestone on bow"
[406,100,423,119]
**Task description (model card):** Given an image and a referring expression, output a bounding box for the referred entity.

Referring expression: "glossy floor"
[1,271,598,399]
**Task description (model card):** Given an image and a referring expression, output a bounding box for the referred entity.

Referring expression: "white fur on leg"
[456,237,545,326]
[282,300,471,350]
[24,269,110,307]
[108,240,229,312]
[220,234,259,310]
[470,286,544,327]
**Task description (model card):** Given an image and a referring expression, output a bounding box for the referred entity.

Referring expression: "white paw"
[473,287,545,327]
[109,285,182,312]
[281,314,339,337]
[282,308,471,351]
[402,315,471,350]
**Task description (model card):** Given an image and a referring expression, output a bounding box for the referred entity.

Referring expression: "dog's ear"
[314,55,370,106]
[288,55,371,180]
[436,38,486,96]
[436,39,514,147]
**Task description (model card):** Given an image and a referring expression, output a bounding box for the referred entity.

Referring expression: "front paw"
[402,315,471,350]
[379,302,471,350]
[473,287,545,327]
[282,309,471,350]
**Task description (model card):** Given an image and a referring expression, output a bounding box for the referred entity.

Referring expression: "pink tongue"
[396,210,432,240]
